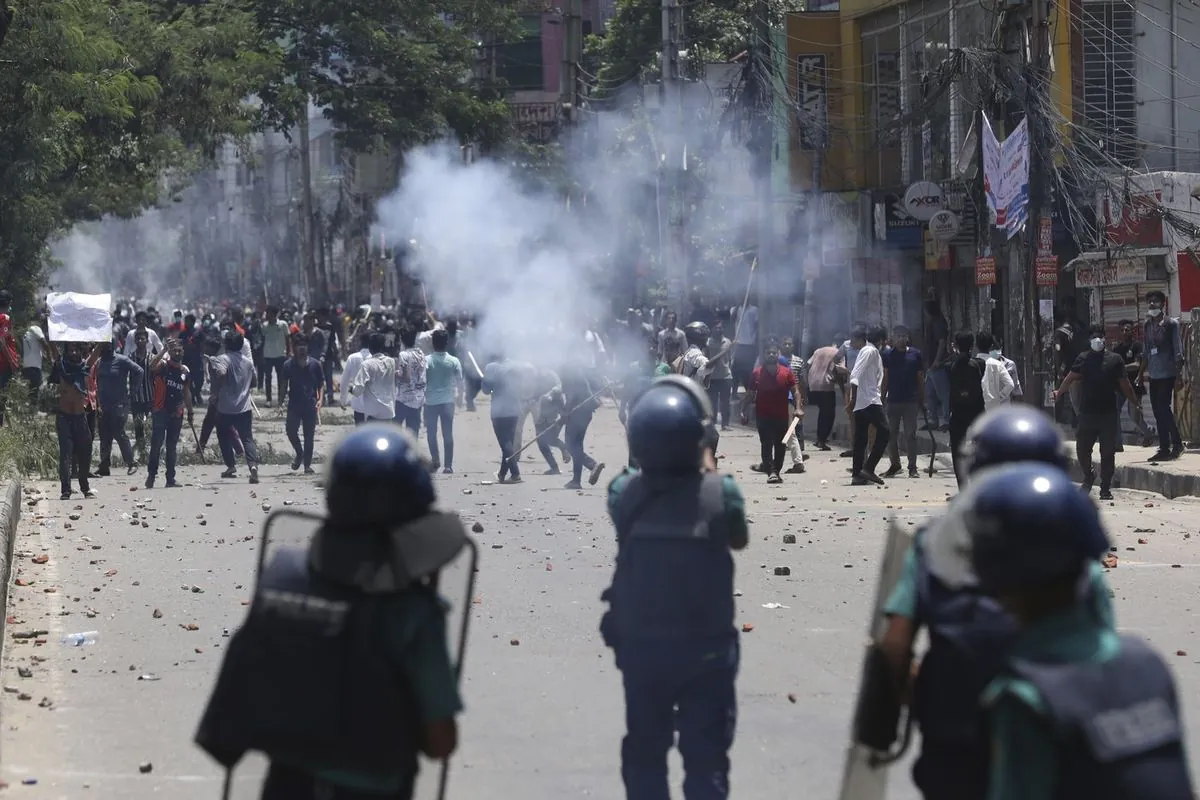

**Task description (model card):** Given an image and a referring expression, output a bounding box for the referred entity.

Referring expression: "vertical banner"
[982,114,1001,224]
[796,54,829,151]
[975,255,997,285]
[1035,215,1058,286]
[981,113,1031,238]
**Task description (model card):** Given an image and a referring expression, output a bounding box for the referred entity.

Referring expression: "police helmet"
[960,406,1068,477]
[627,375,713,472]
[684,321,710,347]
[961,463,1110,595]
[326,424,435,528]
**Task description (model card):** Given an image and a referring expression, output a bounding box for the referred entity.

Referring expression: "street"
[2,398,1200,799]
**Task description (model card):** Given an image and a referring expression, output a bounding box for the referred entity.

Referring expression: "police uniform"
[195,425,470,800]
[605,468,747,799]
[961,463,1194,800]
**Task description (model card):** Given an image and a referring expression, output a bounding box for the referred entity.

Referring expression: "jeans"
[262,356,286,403]
[886,401,919,470]
[424,402,455,468]
[217,411,260,469]
[98,406,135,470]
[465,375,482,411]
[1118,392,1154,438]
[353,411,365,426]
[617,636,738,800]
[186,360,204,404]
[286,405,317,469]
[56,413,92,496]
[924,367,950,426]
[322,356,335,404]
[808,390,836,444]
[1148,377,1182,451]
[565,412,597,484]
[260,761,413,800]
[1076,411,1119,490]
[756,416,788,474]
[536,417,567,471]
[147,411,182,483]
[852,404,890,476]
[492,416,520,479]
[395,402,421,436]
[707,378,733,427]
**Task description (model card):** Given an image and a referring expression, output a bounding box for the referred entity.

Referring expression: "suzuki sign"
[903,181,945,222]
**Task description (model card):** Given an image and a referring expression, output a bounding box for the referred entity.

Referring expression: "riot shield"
[236,509,480,800]
[836,518,914,800]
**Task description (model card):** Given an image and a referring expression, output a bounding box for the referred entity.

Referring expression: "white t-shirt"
[416,322,445,356]
[22,325,45,370]
[849,342,883,411]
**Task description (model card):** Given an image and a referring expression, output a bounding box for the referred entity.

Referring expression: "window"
[498,16,544,92]
[860,13,902,187]
[1081,2,1137,166]
[904,5,951,181]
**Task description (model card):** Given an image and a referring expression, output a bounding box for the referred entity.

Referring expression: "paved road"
[2,398,1200,798]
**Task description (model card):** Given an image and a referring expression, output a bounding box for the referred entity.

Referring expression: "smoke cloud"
[48,209,185,305]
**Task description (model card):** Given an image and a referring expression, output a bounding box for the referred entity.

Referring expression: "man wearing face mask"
[1052,324,1140,500]
[977,331,1015,411]
[1139,290,1185,460]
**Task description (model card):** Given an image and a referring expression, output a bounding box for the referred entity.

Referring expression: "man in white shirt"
[848,325,891,485]
[977,331,1016,410]
[416,318,445,355]
[731,304,759,394]
[21,316,46,404]
[348,333,396,421]
[122,311,163,356]
[338,333,371,424]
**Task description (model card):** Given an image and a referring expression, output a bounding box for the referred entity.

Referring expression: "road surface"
[2,398,1199,798]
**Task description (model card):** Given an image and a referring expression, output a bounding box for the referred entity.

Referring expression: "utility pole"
[298,96,319,305]
[660,0,686,314]
[751,0,773,339]
[562,0,583,119]
[1022,0,1051,404]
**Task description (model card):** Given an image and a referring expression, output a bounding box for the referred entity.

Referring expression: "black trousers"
[948,405,984,487]
[1077,411,1119,489]
[1148,376,1182,451]
[286,405,318,468]
[261,761,412,800]
[98,406,134,469]
[492,415,520,479]
[809,390,836,443]
[706,378,733,427]
[852,404,890,476]
[262,356,286,402]
[56,413,92,496]
[565,412,597,484]
[756,416,788,475]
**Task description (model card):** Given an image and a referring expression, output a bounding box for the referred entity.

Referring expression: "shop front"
[1066,249,1171,336]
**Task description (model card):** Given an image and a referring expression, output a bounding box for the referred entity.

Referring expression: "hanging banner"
[1035,254,1059,287]
[975,256,997,286]
[982,113,1031,239]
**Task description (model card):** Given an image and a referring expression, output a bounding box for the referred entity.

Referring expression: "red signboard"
[1102,192,1164,248]
[1036,254,1059,287]
[1037,216,1053,255]
[975,256,996,286]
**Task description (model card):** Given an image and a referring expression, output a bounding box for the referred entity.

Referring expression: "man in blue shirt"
[424,329,462,474]
[881,324,924,478]
[281,335,323,475]
[93,341,144,476]
[1140,290,1185,460]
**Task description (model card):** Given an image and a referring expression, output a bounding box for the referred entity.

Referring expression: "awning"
[1062,247,1170,272]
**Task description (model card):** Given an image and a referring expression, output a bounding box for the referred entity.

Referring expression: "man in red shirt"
[740,342,800,483]
[0,291,22,426]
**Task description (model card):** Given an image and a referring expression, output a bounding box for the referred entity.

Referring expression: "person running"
[282,335,322,475]
[394,327,426,435]
[483,354,529,484]
[145,338,192,489]
[424,329,462,474]
[561,363,605,490]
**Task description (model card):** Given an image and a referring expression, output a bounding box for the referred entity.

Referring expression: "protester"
[145,338,192,488]
[424,329,462,474]
[282,335,322,475]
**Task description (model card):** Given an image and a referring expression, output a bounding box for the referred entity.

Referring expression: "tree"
[0,0,277,312]
[248,0,521,154]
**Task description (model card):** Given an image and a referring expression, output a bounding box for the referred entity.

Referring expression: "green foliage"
[250,0,521,153]
[0,0,276,314]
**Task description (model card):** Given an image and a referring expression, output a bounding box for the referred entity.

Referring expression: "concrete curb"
[0,479,22,648]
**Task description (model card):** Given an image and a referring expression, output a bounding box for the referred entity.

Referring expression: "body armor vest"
[195,546,421,779]
[1009,634,1193,800]
[609,472,733,641]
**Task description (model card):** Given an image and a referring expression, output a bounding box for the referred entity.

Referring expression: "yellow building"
[784,1,1073,194]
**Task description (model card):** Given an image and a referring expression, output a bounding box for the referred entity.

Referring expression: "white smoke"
[49,209,184,304]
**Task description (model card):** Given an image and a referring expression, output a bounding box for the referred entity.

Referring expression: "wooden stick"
[781,415,800,445]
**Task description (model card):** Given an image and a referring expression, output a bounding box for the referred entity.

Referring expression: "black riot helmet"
[684,321,710,347]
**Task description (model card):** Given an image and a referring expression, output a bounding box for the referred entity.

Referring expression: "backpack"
[949,356,986,409]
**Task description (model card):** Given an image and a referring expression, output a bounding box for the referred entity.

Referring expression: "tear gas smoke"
[49,209,184,305]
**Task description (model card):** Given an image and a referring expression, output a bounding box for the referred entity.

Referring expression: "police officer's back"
[195,424,466,799]
[602,375,747,800]
[878,407,1116,800]
[962,464,1192,800]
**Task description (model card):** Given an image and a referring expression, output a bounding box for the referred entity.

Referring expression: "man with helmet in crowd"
[195,424,467,799]
[870,406,1115,800]
[600,375,746,800]
[950,463,1192,799]
[678,321,711,379]
[209,328,260,484]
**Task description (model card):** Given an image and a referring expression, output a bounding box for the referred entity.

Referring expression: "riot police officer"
[962,463,1193,799]
[601,375,746,800]
[195,424,468,799]
[873,406,1115,799]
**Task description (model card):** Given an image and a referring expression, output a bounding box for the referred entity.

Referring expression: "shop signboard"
[975,256,996,286]
[1035,255,1059,287]
[1074,257,1148,288]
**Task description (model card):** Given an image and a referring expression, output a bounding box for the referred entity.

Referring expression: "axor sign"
[903,181,945,222]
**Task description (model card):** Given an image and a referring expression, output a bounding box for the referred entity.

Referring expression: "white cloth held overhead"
[46,292,112,342]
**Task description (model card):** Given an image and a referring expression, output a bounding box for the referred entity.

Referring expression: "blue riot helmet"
[627,375,713,472]
[961,463,1110,596]
[325,424,435,528]
[960,405,1068,477]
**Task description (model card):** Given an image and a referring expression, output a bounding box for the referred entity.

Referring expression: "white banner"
[982,114,1031,239]
[46,292,112,342]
